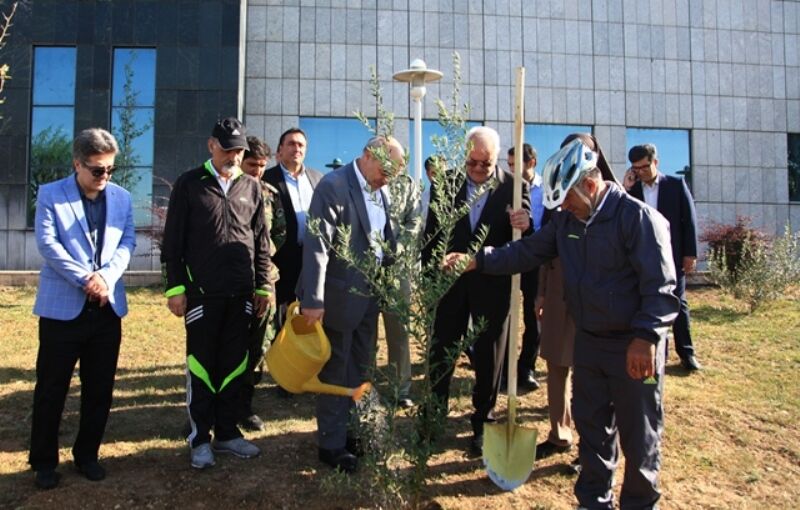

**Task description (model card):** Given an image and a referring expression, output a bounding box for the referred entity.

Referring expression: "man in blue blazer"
[628,143,702,371]
[29,128,136,489]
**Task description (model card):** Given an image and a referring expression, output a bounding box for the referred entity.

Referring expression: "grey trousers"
[381,312,412,398]
[316,309,378,450]
[380,278,412,398]
[572,331,665,510]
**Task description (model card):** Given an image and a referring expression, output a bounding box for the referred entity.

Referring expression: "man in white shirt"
[262,129,324,380]
[627,143,701,372]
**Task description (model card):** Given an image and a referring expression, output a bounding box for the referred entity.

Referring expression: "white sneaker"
[190,443,215,469]
[212,437,261,459]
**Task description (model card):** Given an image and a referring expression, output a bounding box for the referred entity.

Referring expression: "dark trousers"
[504,269,540,381]
[185,296,251,448]
[572,331,665,510]
[430,281,509,436]
[316,306,378,450]
[29,302,121,471]
[239,315,268,418]
[671,273,695,359]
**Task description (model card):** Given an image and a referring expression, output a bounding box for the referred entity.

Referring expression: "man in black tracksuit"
[161,118,272,469]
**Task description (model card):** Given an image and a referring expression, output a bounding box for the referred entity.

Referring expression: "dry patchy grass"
[0,286,798,509]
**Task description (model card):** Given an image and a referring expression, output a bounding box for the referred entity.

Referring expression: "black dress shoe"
[518,372,541,393]
[681,355,703,371]
[318,447,358,473]
[468,434,483,457]
[535,440,572,460]
[75,460,106,481]
[345,435,365,457]
[34,469,61,490]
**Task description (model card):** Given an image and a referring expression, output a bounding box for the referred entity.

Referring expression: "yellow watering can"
[266,301,370,401]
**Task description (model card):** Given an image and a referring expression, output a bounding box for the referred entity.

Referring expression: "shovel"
[483,67,538,491]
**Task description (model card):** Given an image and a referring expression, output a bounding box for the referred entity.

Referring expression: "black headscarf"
[560,133,619,185]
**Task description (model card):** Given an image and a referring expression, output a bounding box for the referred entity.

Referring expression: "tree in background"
[28,126,72,221]
[0,1,18,120]
[112,52,152,193]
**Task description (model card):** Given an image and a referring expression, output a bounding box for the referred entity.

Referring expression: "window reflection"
[789,134,800,202]
[32,47,77,106]
[112,48,156,225]
[299,117,374,174]
[409,119,481,187]
[626,128,691,185]
[29,47,77,224]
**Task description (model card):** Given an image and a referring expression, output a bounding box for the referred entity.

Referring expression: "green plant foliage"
[701,216,769,285]
[707,223,800,313]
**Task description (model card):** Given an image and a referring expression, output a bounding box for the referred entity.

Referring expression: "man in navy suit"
[628,143,702,371]
[29,128,136,489]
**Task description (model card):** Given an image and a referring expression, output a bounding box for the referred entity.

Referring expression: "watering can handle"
[287,300,327,338]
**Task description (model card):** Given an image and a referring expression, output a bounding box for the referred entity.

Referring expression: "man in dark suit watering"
[628,144,702,372]
[298,136,405,474]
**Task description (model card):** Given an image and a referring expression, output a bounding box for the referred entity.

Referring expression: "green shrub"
[706,223,800,312]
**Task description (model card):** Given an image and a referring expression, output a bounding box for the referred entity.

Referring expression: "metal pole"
[414,96,423,182]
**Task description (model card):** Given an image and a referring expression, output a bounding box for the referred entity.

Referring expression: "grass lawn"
[0,286,798,509]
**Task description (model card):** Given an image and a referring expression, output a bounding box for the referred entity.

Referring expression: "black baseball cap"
[212,117,248,150]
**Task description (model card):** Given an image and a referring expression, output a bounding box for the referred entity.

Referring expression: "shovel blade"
[482,422,538,491]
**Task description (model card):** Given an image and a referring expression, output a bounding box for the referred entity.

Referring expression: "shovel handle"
[506,67,525,419]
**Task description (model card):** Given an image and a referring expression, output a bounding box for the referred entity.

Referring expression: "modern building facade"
[1,0,799,270]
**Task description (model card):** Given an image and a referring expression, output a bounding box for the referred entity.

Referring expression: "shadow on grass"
[422,458,571,502]
[692,303,748,324]
[0,429,362,510]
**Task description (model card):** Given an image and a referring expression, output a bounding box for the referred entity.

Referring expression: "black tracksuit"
[161,161,271,447]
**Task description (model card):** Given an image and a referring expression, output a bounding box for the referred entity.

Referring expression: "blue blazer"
[33,175,136,321]
[630,173,698,274]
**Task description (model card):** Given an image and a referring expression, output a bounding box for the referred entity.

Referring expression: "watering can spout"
[302,379,371,402]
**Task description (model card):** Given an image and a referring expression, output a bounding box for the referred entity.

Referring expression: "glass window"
[32,47,77,106]
[29,47,77,224]
[626,128,692,185]
[299,117,374,174]
[524,124,593,168]
[111,48,156,226]
[789,134,800,202]
[409,119,481,187]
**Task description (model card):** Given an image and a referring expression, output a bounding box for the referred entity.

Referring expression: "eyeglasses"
[466,159,494,169]
[631,163,651,171]
[83,162,116,178]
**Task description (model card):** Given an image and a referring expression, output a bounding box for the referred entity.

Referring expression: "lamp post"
[393,59,443,182]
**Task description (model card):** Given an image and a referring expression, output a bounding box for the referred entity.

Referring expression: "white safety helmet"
[542,138,600,209]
